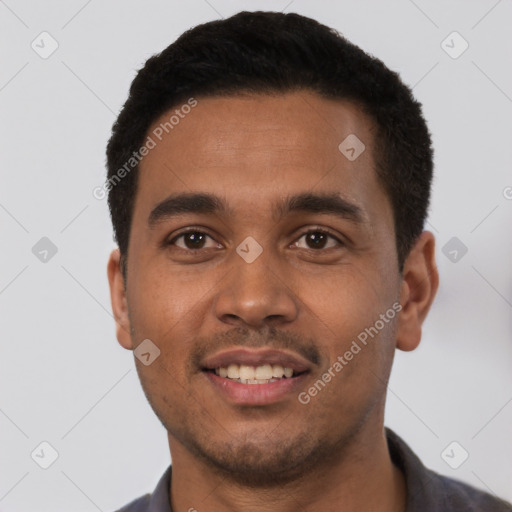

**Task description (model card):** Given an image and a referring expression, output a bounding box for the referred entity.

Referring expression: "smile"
[209,363,299,384]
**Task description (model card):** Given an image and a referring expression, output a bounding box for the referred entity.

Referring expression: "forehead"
[134,91,385,223]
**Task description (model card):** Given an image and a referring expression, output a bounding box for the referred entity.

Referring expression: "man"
[105,10,511,512]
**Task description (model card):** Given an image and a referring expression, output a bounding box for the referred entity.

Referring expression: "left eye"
[293,230,342,250]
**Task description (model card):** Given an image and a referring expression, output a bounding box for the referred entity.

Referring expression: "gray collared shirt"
[115,428,512,511]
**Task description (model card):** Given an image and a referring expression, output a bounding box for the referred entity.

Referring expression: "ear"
[396,231,439,352]
[107,249,133,350]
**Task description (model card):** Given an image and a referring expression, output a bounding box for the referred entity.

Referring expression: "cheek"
[302,264,398,388]
[127,270,201,404]
[126,266,217,386]
[303,267,386,336]
[128,264,210,335]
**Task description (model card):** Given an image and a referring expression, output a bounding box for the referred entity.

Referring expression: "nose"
[213,249,299,329]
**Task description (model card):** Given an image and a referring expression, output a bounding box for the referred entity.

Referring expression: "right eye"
[167,230,222,251]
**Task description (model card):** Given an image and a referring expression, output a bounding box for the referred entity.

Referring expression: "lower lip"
[203,371,309,405]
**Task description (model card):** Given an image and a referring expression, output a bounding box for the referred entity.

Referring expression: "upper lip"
[201,348,313,374]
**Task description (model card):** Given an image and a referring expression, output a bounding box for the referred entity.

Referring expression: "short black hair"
[106,10,433,275]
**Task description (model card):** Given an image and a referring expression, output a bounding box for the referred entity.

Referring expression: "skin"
[108,91,439,512]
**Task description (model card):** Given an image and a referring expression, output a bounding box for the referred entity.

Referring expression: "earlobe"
[107,249,133,350]
[395,231,439,352]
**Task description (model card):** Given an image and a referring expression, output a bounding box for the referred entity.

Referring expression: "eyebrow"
[148,193,228,227]
[147,191,366,228]
[276,192,365,224]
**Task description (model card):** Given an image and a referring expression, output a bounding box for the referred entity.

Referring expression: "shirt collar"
[147,465,172,512]
[385,427,442,511]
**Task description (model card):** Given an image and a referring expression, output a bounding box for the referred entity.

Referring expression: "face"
[109,91,434,486]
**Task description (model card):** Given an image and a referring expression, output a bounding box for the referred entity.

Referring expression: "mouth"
[203,363,307,384]
[200,348,312,405]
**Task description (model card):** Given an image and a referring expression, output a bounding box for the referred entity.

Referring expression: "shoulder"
[114,493,151,512]
[385,428,512,511]
[429,471,512,511]
[112,464,172,512]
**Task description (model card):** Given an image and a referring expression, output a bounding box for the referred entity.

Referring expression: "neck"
[167,422,406,512]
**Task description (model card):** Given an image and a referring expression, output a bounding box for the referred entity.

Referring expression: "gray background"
[1,0,511,510]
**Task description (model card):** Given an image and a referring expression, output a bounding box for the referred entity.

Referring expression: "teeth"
[255,364,273,380]
[239,365,254,380]
[213,363,296,382]
[227,364,239,379]
[283,367,293,378]
[238,378,281,384]
[272,364,284,377]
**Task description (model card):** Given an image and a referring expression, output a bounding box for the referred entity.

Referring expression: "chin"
[183,430,338,488]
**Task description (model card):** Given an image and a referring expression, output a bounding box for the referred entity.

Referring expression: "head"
[107,11,438,486]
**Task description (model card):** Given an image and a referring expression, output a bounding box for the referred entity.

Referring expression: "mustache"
[190,325,321,369]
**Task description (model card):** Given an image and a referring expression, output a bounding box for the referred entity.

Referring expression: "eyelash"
[166,227,344,252]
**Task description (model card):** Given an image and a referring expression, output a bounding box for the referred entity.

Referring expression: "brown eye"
[170,231,219,250]
[181,232,206,249]
[294,230,342,250]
